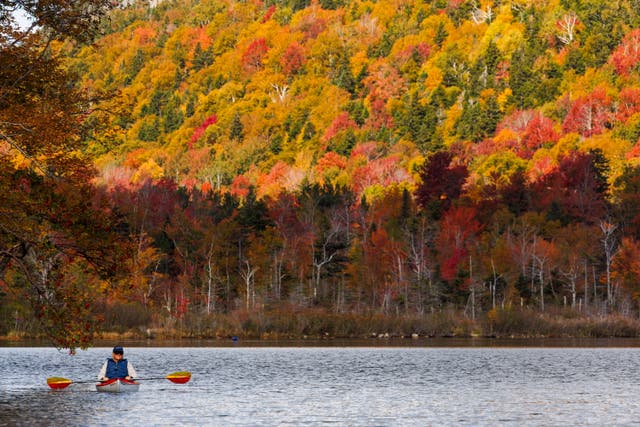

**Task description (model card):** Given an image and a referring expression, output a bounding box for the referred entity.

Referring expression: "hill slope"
[75,0,640,198]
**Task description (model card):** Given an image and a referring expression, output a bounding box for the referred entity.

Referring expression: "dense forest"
[5,0,640,349]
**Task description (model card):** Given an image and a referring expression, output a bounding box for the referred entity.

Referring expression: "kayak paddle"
[47,371,192,389]
[163,371,191,384]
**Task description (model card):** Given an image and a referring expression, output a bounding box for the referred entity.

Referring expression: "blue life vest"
[105,358,129,378]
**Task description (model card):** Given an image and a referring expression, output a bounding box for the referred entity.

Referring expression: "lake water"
[1,344,639,426]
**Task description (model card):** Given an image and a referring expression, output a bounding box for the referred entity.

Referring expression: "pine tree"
[331,53,356,95]
[480,95,502,139]
[192,43,214,71]
[125,49,145,85]
[434,21,448,47]
[509,46,537,109]
[139,118,161,142]
[457,98,483,142]
[237,186,271,233]
[163,96,184,133]
[230,112,244,141]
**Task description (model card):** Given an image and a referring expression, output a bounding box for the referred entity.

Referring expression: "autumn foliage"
[11,0,640,345]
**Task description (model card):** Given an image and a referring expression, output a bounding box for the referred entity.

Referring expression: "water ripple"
[1,347,639,426]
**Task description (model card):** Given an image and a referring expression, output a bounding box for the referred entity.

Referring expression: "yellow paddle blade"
[166,371,191,384]
[47,377,73,389]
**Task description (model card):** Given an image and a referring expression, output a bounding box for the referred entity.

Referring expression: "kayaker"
[98,345,138,381]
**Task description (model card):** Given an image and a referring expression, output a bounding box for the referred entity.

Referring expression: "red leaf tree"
[531,150,608,223]
[415,151,469,219]
[281,42,306,76]
[562,87,612,137]
[323,112,356,142]
[242,38,269,73]
[610,29,640,76]
[522,113,559,153]
[436,206,481,283]
[190,113,218,148]
[616,87,640,123]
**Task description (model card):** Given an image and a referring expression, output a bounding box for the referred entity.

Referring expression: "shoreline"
[5,307,640,348]
[4,335,640,348]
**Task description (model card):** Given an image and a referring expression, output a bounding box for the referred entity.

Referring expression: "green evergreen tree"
[139,118,161,142]
[446,1,475,26]
[441,51,467,88]
[480,95,502,138]
[141,89,167,117]
[468,41,501,96]
[237,186,271,233]
[509,46,537,109]
[331,53,356,95]
[331,128,356,156]
[162,96,184,133]
[564,45,587,74]
[395,90,438,152]
[398,91,425,138]
[588,148,610,196]
[185,94,196,117]
[173,69,184,90]
[270,134,283,155]
[230,112,244,141]
[302,121,316,141]
[354,65,368,95]
[318,0,345,10]
[172,41,187,69]
[457,98,483,142]
[434,21,448,47]
[285,107,309,140]
[192,43,214,71]
[368,29,396,58]
[458,94,501,142]
[125,49,145,85]
[346,100,369,126]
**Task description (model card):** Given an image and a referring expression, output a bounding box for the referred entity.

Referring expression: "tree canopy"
[8,0,640,346]
[0,0,127,350]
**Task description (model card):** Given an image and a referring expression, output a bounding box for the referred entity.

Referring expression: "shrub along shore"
[4,307,640,344]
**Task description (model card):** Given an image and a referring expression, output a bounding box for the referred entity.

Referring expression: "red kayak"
[96,378,140,393]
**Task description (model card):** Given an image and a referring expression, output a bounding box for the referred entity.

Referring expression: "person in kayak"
[98,346,138,381]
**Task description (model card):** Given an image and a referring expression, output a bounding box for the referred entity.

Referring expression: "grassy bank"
[176,307,640,340]
[4,307,640,344]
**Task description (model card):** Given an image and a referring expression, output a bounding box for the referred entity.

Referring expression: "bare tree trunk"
[272,251,285,301]
[470,256,475,321]
[491,259,497,310]
[397,255,408,315]
[240,260,258,310]
[539,265,544,312]
[312,230,338,301]
[593,266,598,312]
[205,243,216,314]
[584,260,588,311]
[600,221,618,310]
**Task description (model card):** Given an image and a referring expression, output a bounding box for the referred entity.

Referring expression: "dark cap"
[112,346,124,355]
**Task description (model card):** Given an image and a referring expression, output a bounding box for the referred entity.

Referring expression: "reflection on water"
[1,345,639,426]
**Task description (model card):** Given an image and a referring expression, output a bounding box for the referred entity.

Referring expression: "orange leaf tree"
[0,0,130,351]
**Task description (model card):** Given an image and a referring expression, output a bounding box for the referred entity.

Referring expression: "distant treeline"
[6,157,640,341]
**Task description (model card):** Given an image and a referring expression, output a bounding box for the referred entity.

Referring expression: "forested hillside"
[6,0,640,346]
